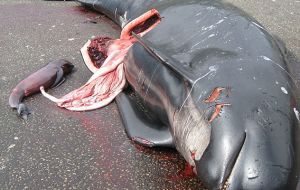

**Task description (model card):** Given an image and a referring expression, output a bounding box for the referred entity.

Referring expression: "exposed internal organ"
[208,103,231,123]
[41,9,161,111]
[87,37,112,69]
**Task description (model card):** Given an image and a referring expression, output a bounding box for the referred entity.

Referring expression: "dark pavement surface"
[0,0,299,189]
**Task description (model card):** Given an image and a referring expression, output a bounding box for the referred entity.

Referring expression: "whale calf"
[72,0,300,189]
[9,59,74,119]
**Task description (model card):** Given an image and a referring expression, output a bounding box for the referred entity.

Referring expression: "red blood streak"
[167,162,196,180]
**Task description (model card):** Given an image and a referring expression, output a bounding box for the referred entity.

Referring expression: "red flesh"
[208,103,231,123]
[87,37,112,69]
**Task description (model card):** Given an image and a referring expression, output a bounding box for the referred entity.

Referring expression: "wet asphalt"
[0,0,299,190]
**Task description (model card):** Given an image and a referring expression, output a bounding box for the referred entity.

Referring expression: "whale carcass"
[42,0,300,189]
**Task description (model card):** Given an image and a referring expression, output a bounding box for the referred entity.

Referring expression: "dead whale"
[9,59,74,119]
[52,0,300,189]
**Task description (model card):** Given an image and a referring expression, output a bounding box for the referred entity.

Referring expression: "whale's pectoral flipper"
[51,68,65,88]
[116,89,174,148]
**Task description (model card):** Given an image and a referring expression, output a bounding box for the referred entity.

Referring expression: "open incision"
[85,9,161,72]
[131,14,161,35]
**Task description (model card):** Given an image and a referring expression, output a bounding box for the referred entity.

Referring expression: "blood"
[167,162,196,180]
[71,6,99,17]
[61,109,129,186]
[133,143,178,161]
[87,37,112,68]
[131,136,155,146]
[209,103,231,123]
[59,107,203,188]
[190,150,196,160]
[182,163,196,178]
[131,14,160,34]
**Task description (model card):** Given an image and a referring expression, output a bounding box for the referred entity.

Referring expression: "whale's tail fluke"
[17,103,31,120]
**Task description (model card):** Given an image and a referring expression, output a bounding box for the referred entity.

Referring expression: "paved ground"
[0,0,299,190]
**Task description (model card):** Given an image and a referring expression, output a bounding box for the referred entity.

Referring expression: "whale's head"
[129,21,300,189]
[186,73,300,189]
[50,59,74,75]
[131,32,300,189]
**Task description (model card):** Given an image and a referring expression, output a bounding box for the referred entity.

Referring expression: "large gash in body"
[78,0,300,189]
